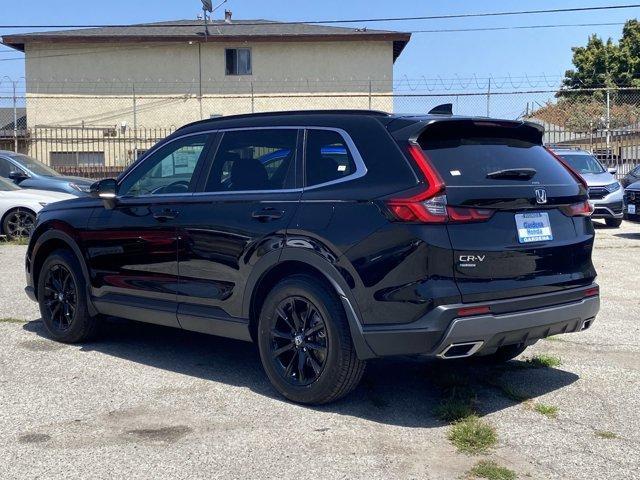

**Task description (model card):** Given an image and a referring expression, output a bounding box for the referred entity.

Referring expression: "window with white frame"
[225,48,252,75]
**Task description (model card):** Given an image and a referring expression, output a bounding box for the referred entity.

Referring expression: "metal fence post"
[251,81,255,113]
[368,79,372,110]
[605,87,611,153]
[12,80,18,153]
[486,78,491,117]
[132,83,138,162]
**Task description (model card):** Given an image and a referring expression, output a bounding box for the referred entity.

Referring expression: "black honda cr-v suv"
[25,110,600,404]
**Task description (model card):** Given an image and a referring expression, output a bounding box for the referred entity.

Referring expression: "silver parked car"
[552,148,624,228]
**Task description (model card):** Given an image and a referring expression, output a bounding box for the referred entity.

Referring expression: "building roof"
[1,19,411,62]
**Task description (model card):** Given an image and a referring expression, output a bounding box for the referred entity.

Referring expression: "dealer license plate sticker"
[515,212,553,244]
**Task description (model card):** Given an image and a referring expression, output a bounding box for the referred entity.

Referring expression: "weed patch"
[532,403,558,418]
[469,460,517,480]
[525,354,562,368]
[448,415,497,454]
[0,317,25,324]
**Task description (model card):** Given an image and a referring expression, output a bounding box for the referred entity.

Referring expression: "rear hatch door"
[418,120,596,303]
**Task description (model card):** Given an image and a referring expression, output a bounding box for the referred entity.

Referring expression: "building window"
[50,151,105,168]
[225,48,252,75]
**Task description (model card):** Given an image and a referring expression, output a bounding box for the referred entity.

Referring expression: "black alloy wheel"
[3,209,36,238]
[269,296,328,386]
[258,274,366,404]
[42,263,78,333]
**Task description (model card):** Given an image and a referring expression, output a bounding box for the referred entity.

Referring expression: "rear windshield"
[418,125,575,186]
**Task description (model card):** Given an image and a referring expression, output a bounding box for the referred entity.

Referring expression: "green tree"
[562,19,640,90]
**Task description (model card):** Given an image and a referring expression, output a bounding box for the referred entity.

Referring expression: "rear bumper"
[433,295,598,358]
[360,285,599,359]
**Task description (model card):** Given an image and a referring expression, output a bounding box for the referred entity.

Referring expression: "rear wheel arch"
[245,250,374,359]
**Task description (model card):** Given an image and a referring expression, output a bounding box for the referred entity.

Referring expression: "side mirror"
[608,167,618,175]
[90,178,118,209]
[9,170,28,182]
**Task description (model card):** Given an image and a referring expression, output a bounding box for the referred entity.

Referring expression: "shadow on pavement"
[614,232,640,240]
[24,318,579,429]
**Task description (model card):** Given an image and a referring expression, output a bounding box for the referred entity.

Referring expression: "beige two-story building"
[1,18,410,167]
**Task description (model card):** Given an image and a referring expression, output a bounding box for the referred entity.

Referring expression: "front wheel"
[605,218,623,228]
[37,249,100,343]
[2,208,36,238]
[257,275,365,405]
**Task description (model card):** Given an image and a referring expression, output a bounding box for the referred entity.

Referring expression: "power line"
[0,21,630,62]
[0,4,639,29]
[412,22,626,34]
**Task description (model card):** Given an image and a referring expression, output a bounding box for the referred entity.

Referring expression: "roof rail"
[177,109,391,131]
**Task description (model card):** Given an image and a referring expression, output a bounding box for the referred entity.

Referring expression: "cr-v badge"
[535,188,548,204]
[459,255,486,268]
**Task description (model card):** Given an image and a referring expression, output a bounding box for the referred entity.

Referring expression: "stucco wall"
[23,39,396,164]
[24,40,395,128]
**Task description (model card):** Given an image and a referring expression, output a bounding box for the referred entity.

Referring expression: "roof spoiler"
[428,103,453,115]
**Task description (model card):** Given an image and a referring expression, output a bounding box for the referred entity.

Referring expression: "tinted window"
[305,130,356,187]
[558,154,605,174]
[419,130,575,186]
[119,135,209,196]
[0,158,14,178]
[10,154,59,176]
[0,177,20,191]
[205,129,297,192]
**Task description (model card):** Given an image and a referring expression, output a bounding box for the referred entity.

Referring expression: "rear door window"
[204,129,298,192]
[418,124,575,186]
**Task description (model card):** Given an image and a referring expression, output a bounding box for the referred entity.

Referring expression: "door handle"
[252,208,285,222]
[152,208,179,221]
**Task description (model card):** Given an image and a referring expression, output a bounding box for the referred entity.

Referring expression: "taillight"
[457,305,491,317]
[561,200,594,217]
[584,286,600,297]
[545,147,588,189]
[385,143,494,224]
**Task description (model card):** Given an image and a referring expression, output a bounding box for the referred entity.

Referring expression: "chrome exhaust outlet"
[437,341,484,359]
[580,319,593,331]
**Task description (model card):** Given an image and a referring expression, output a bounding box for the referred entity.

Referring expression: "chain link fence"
[1,82,640,178]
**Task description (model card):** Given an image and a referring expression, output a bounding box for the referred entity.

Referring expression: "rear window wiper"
[486,168,537,180]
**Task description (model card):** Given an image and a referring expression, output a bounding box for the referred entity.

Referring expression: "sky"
[0,0,637,102]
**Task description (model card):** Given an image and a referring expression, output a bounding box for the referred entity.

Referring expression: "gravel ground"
[0,220,639,479]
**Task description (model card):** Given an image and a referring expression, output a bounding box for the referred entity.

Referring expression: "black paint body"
[25,111,598,359]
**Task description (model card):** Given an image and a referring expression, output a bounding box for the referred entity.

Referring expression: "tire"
[257,274,366,405]
[2,208,36,238]
[605,218,623,228]
[37,249,100,343]
[479,343,527,363]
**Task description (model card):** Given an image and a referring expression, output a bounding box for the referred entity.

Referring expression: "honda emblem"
[535,188,548,204]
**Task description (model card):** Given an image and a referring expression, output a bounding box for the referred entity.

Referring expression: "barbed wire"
[0,74,574,95]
